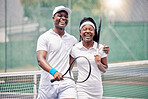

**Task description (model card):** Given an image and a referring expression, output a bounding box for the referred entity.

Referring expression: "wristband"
[49,68,58,76]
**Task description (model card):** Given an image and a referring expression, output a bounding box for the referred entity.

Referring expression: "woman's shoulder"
[73,42,82,48]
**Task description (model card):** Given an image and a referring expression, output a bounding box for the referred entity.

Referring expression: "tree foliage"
[20,0,102,30]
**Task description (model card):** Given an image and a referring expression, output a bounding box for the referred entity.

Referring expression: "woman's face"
[80,24,95,43]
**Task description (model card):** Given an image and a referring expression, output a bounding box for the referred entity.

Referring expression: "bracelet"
[49,68,58,76]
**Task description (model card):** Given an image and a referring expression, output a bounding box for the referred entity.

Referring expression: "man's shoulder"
[65,32,75,38]
[39,29,53,38]
[65,32,78,42]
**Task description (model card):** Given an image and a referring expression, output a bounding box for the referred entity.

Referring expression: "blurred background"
[0,0,148,72]
[0,0,148,99]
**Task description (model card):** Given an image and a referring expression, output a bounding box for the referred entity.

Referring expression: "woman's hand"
[94,55,108,73]
[94,55,101,63]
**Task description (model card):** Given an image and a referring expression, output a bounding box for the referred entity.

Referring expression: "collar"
[50,29,68,37]
[78,41,97,50]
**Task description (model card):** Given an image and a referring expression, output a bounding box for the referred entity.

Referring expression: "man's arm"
[36,50,63,81]
[36,50,51,72]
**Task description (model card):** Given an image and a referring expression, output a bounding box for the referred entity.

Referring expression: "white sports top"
[36,29,78,85]
[70,41,107,96]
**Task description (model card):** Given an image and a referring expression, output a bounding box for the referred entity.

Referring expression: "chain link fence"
[0,0,148,72]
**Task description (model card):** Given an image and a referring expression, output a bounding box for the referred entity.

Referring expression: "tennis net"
[0,60,148,99]
[0,71,41,99]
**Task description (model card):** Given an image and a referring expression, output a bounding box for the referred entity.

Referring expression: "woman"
[70,17,108,99]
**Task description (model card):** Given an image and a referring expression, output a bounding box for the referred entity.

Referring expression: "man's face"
[53,11,69,29]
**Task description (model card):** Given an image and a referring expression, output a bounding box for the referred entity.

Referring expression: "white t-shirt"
[70,41,107,96]
[36,29,78,85]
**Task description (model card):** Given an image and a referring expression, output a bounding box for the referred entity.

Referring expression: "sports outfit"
[70,41,107,99]
[36,29,78,99]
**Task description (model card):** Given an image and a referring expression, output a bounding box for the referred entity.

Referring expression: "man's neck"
[52,27,65,37]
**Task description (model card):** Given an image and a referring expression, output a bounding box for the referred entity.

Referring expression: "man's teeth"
[60,21,65,23]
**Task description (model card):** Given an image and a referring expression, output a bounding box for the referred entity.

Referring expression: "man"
[36,6,109,99]
[36,6,78,99]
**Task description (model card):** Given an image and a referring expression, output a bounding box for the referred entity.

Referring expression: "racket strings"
[70,56,91,83]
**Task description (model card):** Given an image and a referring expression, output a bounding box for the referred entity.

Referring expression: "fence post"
[34,74,37,99]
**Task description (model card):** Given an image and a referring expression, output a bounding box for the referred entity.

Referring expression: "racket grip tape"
[51,79,56,83]
[49,68,58,76]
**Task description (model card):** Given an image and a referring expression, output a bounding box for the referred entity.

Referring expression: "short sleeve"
[72,36,78,45]
[70,46,77,58]
[36,35,48,51]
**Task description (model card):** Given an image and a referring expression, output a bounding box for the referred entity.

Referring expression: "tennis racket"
[97,16,102,54]
[51,56,91,83]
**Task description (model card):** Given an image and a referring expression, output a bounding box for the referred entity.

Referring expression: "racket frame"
[97,16,102,54]
[51,56,91,83]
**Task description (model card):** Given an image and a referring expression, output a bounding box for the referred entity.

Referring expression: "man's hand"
[53,72,63,81]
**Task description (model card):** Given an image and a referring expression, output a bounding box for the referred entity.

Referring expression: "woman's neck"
[82,41,94,49]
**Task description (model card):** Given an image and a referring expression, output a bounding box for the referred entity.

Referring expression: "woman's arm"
[94,55,108,73]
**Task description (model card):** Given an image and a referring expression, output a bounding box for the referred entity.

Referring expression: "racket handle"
[97,48,99,55]
[50,79,56,83]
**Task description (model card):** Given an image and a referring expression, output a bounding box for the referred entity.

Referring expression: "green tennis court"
[103,84,148,98]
